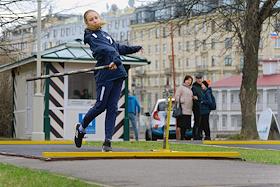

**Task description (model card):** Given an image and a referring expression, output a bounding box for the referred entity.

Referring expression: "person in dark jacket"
[191,74,203,140]
[128,92,141,141]
[74,9,142,151]
[199,80,214,140]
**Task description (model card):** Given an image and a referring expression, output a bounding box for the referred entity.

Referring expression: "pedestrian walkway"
[203,140,280,150]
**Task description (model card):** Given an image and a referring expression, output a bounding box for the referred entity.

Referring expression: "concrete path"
[1,155,280,187]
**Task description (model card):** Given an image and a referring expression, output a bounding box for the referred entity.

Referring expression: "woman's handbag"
[172,99,183,118]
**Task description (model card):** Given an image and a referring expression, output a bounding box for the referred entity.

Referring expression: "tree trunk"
[239,2,261,139]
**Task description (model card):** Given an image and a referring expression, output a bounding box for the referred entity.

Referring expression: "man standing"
[128,92,141,141]
[192,74,203,140]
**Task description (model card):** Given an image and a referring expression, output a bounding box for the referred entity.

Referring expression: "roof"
[0,41,150,73]
[211,74,280,88]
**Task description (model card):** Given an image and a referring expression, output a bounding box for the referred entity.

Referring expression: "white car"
[145,98,193,141]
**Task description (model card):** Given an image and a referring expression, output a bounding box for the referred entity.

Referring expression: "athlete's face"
[86,11,101,27]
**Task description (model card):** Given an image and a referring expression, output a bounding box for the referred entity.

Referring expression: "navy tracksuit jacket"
[82,29,142,140]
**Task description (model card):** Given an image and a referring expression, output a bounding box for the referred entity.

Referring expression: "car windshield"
[157,101,175,111]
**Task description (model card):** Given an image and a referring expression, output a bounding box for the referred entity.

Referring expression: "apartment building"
[102,8,134,44]
[210,60,280,136]
[0,21,36,64]
[0,14,84,64]
[41,14,84,50]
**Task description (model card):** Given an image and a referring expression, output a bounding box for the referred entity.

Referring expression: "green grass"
[0,163,99,187]
[86,141,280,165]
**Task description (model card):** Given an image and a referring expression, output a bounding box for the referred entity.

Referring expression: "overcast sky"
[51,0,149,15]
[0,0,154,33]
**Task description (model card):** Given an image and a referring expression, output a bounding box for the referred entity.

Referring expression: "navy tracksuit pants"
[81,78,123,140]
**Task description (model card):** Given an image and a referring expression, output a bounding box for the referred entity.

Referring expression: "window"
[115,21,119,29]
[155,44,159,53]
[66,28,70,36]
[61,28,65,37]
[163,27,167,38]
[224,21,232,31]
[222,115,227,127]
[202,40,206,50]
[202,22,207,33]
[178,42,182,51]
[225,38,232,49]
[222,91,227,104]
[178,59,181,68]
[140,31,144,40]
[211,56,215,66]
[268,90,277,104]
[53,29,56,38]
[163,59,166,68]
[155,28,160,38]
[231,92,239,104]
[186,58,189,67]
[257,91,263,104]
[211,20,216,33]
[163,44,167,53]
[178,26,182,36]
[201,56,207,68]
[274,38,280,48]
[194,22,199,33]
[240,55,244,69]
[211,38,215,49]
[68,73,96,99]
[155,60,159,69]
[186,41,190,51]
[148,45,151,54]
[224,55,232,66]
[194,39,199,50]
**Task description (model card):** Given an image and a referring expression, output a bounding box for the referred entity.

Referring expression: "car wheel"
[145,129,151,141]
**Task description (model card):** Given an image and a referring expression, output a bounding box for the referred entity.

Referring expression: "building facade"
[102,8,134,44]
[129,0,280,116]
[0,14,85,65]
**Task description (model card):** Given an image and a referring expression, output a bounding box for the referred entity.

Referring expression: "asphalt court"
[0,141,240,160]
[0,140,279,161]
[0,144,140,159]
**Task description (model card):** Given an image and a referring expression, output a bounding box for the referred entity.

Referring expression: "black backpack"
[209,93,216,110]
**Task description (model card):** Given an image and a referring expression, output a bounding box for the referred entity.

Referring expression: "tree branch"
[259,0,278,23]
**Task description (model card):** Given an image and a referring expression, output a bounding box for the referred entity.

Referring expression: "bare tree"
[180,0,280,139]
[141,0,280,139]
[238,0,280,139]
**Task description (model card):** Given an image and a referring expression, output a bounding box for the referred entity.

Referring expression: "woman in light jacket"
[174,75,193,140]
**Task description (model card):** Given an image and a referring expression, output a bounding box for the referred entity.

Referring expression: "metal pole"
[163,96,172,151]
[170,22,176,94]
[36,0,42,94]
[31,0,44,140]
[26,65,109,81]
[124,78,130,141]
[44,63,50,140]
[277,87,280,127]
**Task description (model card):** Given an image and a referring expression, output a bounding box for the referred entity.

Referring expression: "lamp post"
[170,22,176,94]
[32,0,45,140]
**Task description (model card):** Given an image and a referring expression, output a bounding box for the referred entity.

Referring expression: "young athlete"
[74,9,142,151]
